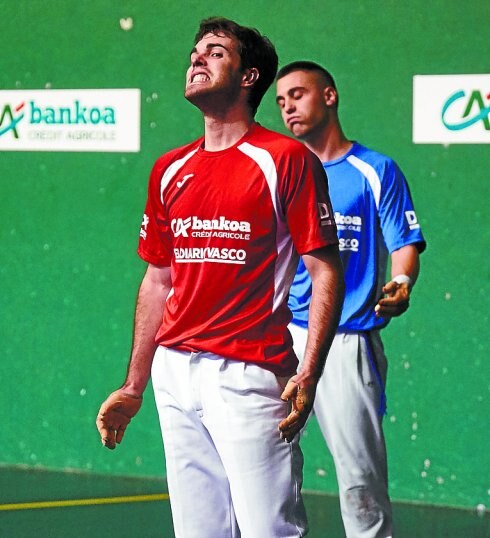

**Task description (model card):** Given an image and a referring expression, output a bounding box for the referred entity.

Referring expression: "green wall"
[1,0,488,511]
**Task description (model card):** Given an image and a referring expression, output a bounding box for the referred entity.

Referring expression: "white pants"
[289,325,393,538]
[151,346,308,538]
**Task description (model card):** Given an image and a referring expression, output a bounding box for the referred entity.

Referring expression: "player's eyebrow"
[275,86,305,103]
[190,43,230,55]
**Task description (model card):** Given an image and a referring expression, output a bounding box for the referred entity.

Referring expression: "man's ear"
[242,68,260,88]
[324,86,337,107]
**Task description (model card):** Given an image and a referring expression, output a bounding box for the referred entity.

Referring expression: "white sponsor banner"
[0,89,140,152]
[413,74,490,144]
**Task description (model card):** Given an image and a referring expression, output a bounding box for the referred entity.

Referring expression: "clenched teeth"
[192,74,209,83]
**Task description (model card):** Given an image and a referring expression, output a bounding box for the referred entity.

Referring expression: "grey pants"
[289,326,393,538]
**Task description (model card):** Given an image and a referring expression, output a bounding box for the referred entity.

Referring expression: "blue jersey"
[289,142,426,331]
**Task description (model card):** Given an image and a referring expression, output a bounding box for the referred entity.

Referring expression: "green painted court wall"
[1,0,488,511]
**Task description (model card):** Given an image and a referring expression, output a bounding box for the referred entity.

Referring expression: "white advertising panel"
[413,74,490,144]
[0,89,140,152]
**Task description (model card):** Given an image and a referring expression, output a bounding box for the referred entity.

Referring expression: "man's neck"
[305,123,352,163]
[202,107,254,152]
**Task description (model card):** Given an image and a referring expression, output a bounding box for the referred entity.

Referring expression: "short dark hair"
[276,61,336,88]
[194,17,278,115]
[276,61,339,108]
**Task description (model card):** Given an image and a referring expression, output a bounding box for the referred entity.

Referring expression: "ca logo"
[0,102,25,138]
[442,90,490,131]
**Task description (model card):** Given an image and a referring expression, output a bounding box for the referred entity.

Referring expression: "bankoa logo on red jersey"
[171,216,251,238]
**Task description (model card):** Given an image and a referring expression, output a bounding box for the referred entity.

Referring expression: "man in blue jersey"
[276,62,426,538]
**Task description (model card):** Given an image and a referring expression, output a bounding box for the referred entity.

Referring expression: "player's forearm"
[391,244,420,286]
[122,265,171,397]
[298,249,345,381]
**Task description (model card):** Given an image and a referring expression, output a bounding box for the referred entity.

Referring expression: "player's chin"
[290,125,308,139]
[185,84,211,101]
[184,87,197,101]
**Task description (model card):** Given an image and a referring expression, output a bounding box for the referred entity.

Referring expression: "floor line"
[0,493,170,511]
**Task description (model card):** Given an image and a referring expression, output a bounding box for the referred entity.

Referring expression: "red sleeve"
[137,156,173,266]
[281,144,338,254]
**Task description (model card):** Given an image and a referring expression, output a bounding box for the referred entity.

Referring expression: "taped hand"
[375,280,410,318]
[278,376,315,443]
[96,389,143,449]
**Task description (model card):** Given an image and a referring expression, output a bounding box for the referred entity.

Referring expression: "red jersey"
[138,124,338,375]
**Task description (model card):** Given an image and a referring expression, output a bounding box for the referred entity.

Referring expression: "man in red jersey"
[96,17,344,537]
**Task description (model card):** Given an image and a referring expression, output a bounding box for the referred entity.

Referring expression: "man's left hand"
[278,376,315,443]
[375,280,410,318]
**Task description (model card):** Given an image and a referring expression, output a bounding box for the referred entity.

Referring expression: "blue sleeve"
[378,159,426,253]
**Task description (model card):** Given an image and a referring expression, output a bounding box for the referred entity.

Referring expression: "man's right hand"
[96,389,143,449]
